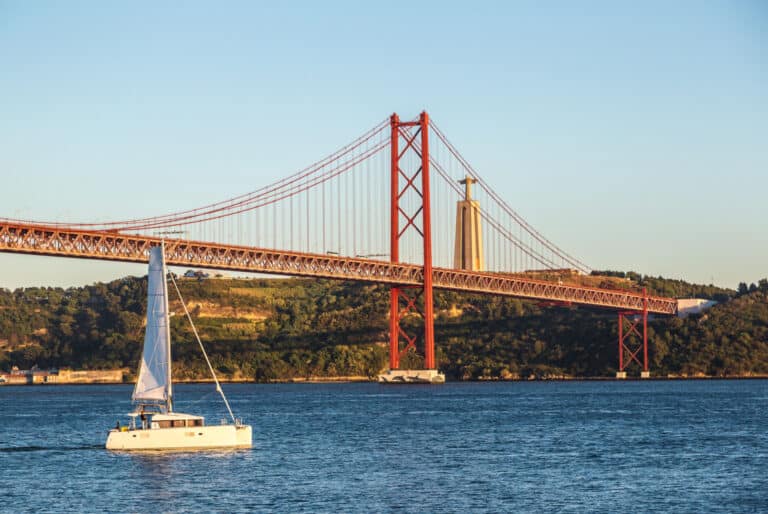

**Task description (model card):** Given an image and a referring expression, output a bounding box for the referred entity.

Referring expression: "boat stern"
[235,424,252,448]
[105,428,129,450]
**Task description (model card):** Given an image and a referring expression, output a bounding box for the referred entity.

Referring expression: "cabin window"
[172,420,185,428]
[156,421,172,429]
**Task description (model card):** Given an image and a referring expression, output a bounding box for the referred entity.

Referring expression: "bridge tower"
[379,111,445,384]
[616,288,651,379]
[453,175,484,271]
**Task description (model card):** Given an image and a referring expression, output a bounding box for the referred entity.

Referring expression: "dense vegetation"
[0,272,766,380]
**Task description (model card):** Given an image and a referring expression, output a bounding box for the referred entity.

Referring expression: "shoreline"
[3,374,768,386]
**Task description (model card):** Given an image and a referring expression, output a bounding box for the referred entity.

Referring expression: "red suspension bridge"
[0,112,677,380]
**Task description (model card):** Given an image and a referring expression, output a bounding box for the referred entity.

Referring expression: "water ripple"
[1,381,767,512]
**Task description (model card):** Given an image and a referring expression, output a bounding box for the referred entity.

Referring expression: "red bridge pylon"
[616,287,650,379]
[383,111,441,383]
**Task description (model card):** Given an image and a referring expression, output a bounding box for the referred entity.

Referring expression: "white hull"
[106,424,252,451]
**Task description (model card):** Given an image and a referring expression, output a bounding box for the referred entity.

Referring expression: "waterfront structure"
[0,367,124,385]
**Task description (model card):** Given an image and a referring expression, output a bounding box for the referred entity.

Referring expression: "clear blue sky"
[1,1,766,290]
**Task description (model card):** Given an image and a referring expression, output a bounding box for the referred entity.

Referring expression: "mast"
[161,240,173,412]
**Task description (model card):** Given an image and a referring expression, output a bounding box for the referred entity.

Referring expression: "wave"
[0,444,103,453]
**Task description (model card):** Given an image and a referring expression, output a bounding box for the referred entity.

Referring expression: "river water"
[1,380,766,512]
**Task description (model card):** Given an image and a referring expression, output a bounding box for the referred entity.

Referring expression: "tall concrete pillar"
[453,175,484,271]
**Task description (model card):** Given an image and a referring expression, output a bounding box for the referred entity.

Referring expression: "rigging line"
[168,272,237,424]
[429,120,590,272]
[6,119,390,230]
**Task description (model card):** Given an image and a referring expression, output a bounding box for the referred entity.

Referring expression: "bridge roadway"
[0,222,677,315]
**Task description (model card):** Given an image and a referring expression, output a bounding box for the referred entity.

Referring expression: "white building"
[677,298,717,318]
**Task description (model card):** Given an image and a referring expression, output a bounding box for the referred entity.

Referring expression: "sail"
[132,246,172,404]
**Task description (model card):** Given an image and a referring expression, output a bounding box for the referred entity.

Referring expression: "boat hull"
[106,424,252,451]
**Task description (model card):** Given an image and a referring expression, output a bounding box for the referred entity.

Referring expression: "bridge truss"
[0,221,677,315]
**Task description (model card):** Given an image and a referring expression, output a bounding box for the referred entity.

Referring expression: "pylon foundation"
[378,369,446,384]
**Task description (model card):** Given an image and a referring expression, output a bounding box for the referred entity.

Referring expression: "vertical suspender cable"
[306,190,310,252]
[322,179,326,252]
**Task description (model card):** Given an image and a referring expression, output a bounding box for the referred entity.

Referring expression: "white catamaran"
[106,244,252,451]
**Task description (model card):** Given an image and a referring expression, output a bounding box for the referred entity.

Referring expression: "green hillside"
[1,273,766,380]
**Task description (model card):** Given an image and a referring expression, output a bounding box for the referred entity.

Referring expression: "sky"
[0,1,766,290]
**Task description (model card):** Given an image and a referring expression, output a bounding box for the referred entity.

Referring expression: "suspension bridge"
[0,112,677,381]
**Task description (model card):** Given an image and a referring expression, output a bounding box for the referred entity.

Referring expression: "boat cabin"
[127,411,205,430]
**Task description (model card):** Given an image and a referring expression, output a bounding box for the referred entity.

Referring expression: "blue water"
[1,381,766,512]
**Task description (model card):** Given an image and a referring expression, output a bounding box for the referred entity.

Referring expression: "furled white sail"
[132,245,172,406]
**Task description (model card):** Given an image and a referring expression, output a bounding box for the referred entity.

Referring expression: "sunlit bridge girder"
[0,222,677,315]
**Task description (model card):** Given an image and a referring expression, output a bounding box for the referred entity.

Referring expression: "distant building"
[6,365,57,384]
[184,270,210,280]
[0,367,124,385]
[677,298,718,318]
[56,368,124,383]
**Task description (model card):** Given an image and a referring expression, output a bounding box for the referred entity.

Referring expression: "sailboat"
[106,244,252,451]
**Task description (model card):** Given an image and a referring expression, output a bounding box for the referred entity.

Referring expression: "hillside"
[0,273,766,380]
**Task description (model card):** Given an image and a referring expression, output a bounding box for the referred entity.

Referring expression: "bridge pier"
[378,369,445,384]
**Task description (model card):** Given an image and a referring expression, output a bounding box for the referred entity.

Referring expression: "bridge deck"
[0,222,677,315]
